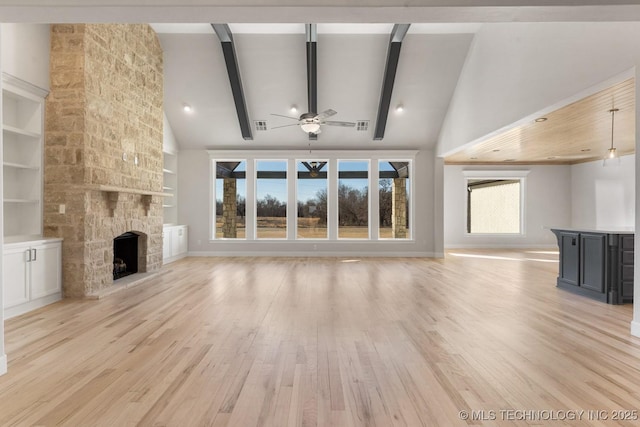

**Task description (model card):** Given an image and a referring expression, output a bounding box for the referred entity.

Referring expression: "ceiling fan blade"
[316,109,337,119]
[270,113,300,120]
[324,120,356,127]
[271,123,301,129]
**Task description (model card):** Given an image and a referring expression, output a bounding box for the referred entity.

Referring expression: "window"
[466,176,524,234]
[379,160,410,239]
[297,161,328,239]
[210,151,415,242]
[256,160,287,239]
[338,160,369,239]
[214,160,246,239]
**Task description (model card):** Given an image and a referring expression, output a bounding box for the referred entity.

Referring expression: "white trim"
[463,170,529,236]
[3,293,62,320]
[188,251,436,258]
[2,72,49,99]
[210,150,417,243]
[445,243,557,249]
[461,170,531,178]
[208,149,419,160]
[163,253,188,265]
[0,354,6,376]
[631,320,640,338]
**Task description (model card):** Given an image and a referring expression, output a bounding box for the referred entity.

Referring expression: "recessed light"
[535,117,548,122]
[290,105,298,114]
[395,104,404,113]
[183,103,193,113]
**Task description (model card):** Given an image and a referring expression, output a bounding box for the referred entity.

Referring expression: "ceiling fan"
[270,109,355,134]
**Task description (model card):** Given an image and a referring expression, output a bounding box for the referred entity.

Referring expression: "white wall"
[444,164,571,248]
[0,24,50,90]
[571,155,635,228]
[178,149,438,256]
[162,113,179,154]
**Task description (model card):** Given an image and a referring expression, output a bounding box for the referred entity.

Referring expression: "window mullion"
[328,158,338,240]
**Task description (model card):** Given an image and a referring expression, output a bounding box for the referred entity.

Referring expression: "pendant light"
[603,108,621,167]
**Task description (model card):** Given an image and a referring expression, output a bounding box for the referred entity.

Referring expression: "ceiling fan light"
[301,122,321,133]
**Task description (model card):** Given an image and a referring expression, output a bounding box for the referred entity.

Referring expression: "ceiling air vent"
[356,120,369,131]
[254,120,268,131]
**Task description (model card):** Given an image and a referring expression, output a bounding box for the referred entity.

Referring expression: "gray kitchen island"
[550,227,634,304]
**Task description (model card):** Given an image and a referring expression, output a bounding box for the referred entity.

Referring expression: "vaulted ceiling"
[153,24,476,151]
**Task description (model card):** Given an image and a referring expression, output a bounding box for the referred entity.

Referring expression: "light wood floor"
[1,250,640,426]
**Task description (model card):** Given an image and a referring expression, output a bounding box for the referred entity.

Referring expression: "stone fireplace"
[43,24,164,297]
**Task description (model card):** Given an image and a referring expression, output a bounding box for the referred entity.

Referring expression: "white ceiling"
[156,24,474,150]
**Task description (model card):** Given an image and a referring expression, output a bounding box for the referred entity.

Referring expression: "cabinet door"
[163,227,172,260]
[580,233,606,293]
[559,232,579,286]
[3,246,30,308]
[176,226,188,255]
[30,242,62,299]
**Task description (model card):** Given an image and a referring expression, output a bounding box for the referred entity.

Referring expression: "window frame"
[208,150,417,242]
[255,158,289,240]
[210,158,248,241]
[295,159,329,240]
[377,159,413,240]
[462,170,529,237]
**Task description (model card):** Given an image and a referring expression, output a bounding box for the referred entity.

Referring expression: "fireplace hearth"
[113,232,139,280]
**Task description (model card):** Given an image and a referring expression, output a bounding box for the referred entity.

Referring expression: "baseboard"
[163,253,188,264]
[0,354,7,376]
[445,244,557,250]
[187,251,438,258]
[631,320,640,338]
[4,293,62,320]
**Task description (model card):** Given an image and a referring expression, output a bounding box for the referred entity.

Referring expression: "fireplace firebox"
[113,232,139,280]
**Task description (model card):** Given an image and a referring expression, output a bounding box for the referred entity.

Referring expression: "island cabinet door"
[580,233,606,293]
[559,232,580,286]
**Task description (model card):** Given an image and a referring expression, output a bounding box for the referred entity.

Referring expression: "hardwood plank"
[0,251,639,426]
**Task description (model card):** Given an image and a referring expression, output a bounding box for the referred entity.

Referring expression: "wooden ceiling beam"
[373,24,410,141]
[212,23,253,140]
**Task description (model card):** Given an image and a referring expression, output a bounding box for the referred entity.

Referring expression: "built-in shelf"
[2,76,46,240]
[3,161,39,170]
[3,124,41,138]
[163,151,178,225]
[4,198,40,204]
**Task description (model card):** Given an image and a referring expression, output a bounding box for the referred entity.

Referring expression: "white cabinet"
[163,151,178,225]
[163,225,188,264]
[2,75,47,240]
[3,238,62,319]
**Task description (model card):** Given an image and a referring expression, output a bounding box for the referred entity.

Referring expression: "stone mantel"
[86,185,171,217]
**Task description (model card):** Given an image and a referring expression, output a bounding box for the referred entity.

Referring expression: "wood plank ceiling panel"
[445,78,635,165]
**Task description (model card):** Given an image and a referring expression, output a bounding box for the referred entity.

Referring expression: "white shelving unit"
[163,151,178,225]
[2,76,46,241]
[2,74,62,317]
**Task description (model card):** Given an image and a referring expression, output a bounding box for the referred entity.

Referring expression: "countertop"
[547,226,634,235]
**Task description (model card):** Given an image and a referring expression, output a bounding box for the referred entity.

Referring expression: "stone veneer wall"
[44,24,164,297]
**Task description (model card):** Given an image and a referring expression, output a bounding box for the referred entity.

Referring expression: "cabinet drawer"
[621,264,634,281]
[621,250,634,265]
[621,235,634,250]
